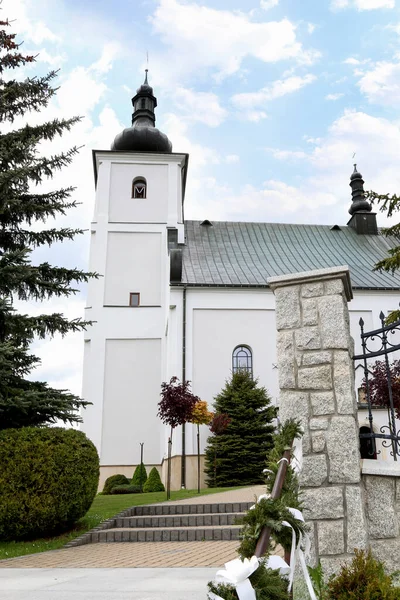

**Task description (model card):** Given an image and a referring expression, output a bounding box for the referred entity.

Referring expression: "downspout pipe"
[181,285,187,488]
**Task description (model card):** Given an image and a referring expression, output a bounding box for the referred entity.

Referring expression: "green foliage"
[264,419,303,511]
[237,496,307,559]
[102,474,129,495]
[205,371,276,487]
[208,561,289,600]
[364,189,400,322]
[0,20,97,430]
[111,485,141,495]
[131,463,147,488]
[0,427,99,541]
[327,549,400,599]
[308,562,329,600]
[143,467,165,492]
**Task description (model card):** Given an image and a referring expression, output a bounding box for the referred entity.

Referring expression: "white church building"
[82,73,400,490]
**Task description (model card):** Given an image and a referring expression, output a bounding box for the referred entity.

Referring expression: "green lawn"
[0,487,241,561]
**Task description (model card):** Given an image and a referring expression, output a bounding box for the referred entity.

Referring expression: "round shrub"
[0,427,99,541]
[143,467,165,492]
[103,474,130,495]
[111,485,141,494]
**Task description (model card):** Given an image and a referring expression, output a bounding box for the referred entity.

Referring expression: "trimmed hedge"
[103,474,130,495]
[143,467,165,492]
[131,463,147,488]
[0,427,99,541]
[111,484,141,494]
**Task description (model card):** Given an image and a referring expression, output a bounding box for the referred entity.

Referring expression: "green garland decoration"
[237,496,307,560]
[208,560,289,600]
[207,419,305,600]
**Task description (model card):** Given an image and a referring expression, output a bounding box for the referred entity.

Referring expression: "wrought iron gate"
[353,312,400,460]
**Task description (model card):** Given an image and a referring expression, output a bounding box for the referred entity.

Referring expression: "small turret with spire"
[111,70,172,153]
[347,165,378,235]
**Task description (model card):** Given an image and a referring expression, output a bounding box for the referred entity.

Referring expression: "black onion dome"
[349,164,372,215]
[112,126,172,153]
[111,70,172,153]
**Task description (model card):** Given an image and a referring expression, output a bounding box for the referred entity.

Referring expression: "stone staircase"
[67,501,252,547]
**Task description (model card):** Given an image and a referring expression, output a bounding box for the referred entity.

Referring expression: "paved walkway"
[0,486,266,569]
[0,567,218,600]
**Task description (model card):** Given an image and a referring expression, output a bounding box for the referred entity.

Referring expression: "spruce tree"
[204,371,276,487]
[0,20,96,429]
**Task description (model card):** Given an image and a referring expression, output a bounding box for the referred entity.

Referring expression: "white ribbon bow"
[209,556,260,600]
[280,507,317,600]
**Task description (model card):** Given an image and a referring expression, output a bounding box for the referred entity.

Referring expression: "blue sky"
[6,0,400,395]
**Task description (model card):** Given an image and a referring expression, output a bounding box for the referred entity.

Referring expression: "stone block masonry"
[268,266,400,575]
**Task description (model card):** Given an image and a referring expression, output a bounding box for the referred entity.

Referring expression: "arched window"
[141,98,146,109]
[132,177,147,199]
[232,345,253,376]
[359,426,377,460]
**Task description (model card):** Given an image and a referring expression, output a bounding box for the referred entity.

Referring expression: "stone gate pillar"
[268,266,368,576]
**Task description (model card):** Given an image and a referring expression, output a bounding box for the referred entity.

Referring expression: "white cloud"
[2,0,61,44]
[243,110,268,122]
[344,57,370,65]
[186,109,400,227]
[325,92,344,101]
[260,0,279,9]
[174,87,227,127]
[34,49,67,66]
[331,0,395,9]
[91,42,121,74]
[357,60,400,105]
[225,154,240,163]
[267,148,308,160]
[149,0,320,85]
[307,23,316,34]
[232,74,316,110]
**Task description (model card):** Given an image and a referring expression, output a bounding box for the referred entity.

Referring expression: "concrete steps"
[76,501,252,546]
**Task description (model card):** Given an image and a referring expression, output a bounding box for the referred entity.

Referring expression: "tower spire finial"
[348,164,371,215]
[144,68,149,85]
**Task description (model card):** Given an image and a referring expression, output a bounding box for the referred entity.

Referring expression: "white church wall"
[101,338,162,466]
[179,288,277,458]
[104,231,162,306]
[164,286,400,462]
[109,162,168,223]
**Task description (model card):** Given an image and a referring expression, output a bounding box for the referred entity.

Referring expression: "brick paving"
[0,541,242,568]
[0,486,268,569]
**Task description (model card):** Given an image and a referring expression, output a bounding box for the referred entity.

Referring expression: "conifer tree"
[0,19,96,429]
[204,370,276,487]
[131,463,147,489]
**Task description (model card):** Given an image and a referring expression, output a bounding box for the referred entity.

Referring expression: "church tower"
[82,73,188,486]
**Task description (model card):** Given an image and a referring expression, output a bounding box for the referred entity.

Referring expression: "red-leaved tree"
[158,377,199,498]
[362,359,400,418]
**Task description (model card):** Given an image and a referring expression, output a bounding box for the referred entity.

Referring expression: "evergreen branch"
[0,118,82,162]
[0,188,77,224]
[0,146,80,187]
[365,190,400,219]
[0,251,98,301]
[0,22,36,71]
[0,227,85,250]
[373,247,400,274]
[0,383,90,430]
[0,72,58,121]
[5,312,93,342]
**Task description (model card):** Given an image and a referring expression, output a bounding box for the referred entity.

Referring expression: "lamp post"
[139,442,144,493]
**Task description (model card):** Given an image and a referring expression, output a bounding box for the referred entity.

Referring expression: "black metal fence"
[353,312,400,460]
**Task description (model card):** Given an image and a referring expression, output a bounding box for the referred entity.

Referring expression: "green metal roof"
[181,220,400,290]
